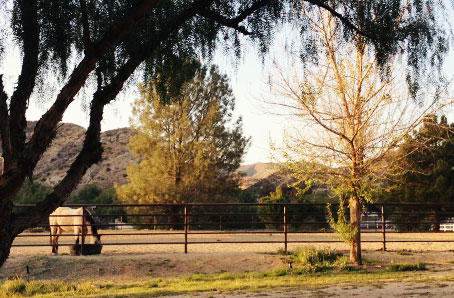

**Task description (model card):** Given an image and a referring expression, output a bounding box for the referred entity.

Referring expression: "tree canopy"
[385,115,454,203]
[116,63,249,204]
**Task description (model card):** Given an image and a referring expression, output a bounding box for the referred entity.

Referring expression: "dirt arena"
[9,229,454,255]
[3,230,454,297]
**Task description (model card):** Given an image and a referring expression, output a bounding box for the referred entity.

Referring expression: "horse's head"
[84,208,102,245]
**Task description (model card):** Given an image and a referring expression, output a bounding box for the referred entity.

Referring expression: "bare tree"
[269,7,452,265]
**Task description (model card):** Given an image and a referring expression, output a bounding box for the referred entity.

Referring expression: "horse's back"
[49,207,84,231]
[51,207,83,216]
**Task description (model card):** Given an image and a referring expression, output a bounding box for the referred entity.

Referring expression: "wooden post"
[81,208,85,255]
[184,205,188,254]
[120,216,123,231]
[219,215,223,231]
[381,204,386,251]
[283,205,288,253]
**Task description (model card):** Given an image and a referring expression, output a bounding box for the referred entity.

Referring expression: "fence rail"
[12,202,454,254]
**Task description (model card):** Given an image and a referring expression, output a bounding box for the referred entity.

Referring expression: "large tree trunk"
[0,199,15,268]
[0,231,14,270]
[349,196,362,265]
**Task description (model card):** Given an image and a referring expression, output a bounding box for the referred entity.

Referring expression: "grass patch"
[0,269,437,298]
[362,258,380,265]
[396,250,413,256]
[289,246,347,272]
[385,263,427,272]
[0,260,439,298]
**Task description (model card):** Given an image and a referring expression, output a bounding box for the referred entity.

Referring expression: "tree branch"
[79,0,94,56]
[197,8,253,35]
[23,0,163,176]
[0,75,11,168]
[11,0,215,234]
[11,92,105,235]
[304,0,373,40]
[8,0,39,162]
[197,0,275,36]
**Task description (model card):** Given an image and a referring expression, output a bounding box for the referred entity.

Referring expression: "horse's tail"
[84,208,101,241]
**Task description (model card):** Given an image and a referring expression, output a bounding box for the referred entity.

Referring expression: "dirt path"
[170,282,454,297]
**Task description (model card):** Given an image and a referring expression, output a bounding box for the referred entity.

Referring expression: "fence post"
[381,204,386,251]
[184,205,188,254]
[283,205,287,253]
[219,215,223,231]
[81,208,85,255]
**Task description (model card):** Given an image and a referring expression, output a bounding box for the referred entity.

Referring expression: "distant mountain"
[236,162,298,199]
[236,163,279,188]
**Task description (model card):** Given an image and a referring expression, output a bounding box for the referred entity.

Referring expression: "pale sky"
[1,18,454,166]
[1,34,291,165]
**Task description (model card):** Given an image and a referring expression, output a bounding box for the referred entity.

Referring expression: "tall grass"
[289,246,348,272]
[0,279,97,298]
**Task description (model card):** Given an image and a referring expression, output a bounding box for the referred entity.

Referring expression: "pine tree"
[116,64,249,205]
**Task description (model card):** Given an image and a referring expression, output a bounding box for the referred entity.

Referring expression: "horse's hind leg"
[74,227,80,245]
[50,227,60,254]
[50,226,56,254]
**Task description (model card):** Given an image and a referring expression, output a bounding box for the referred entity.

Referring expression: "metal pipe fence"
[12,202,454,254]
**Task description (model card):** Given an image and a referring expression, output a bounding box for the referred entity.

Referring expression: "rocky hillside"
[2,123,286,193]
[0,122,134,190]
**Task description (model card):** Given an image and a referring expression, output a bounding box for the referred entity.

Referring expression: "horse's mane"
[84,208,100,239]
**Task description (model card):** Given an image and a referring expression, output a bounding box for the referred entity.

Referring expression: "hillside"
[237,162,298,198]
[2,123,285,193]
[0,122,133,190]
[236,163,279,189]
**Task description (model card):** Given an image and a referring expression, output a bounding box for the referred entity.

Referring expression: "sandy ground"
[170,282,454,297]
[3,230,454,296]
[10,229,454,255]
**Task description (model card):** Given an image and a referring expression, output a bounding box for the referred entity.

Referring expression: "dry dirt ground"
[3,231,454,297]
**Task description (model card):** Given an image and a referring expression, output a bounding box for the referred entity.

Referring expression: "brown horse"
[49,207,101,254]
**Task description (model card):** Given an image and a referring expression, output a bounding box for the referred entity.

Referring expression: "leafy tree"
[68,184,102,204]
[258,185,327,231]
[15,180,52,205]
[0,0,448,268]
[381,115,454,231]
[269,7,450,265]
[68,185,126,222]
[116,63,249,227]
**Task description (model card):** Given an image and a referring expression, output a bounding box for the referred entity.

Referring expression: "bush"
[15,180,52,205]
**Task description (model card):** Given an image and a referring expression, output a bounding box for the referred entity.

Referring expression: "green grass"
[396,250,413,256]
[289,246,348,272]
[385,262,427,272]
[1,266,441,298]
[0,249,435,298]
